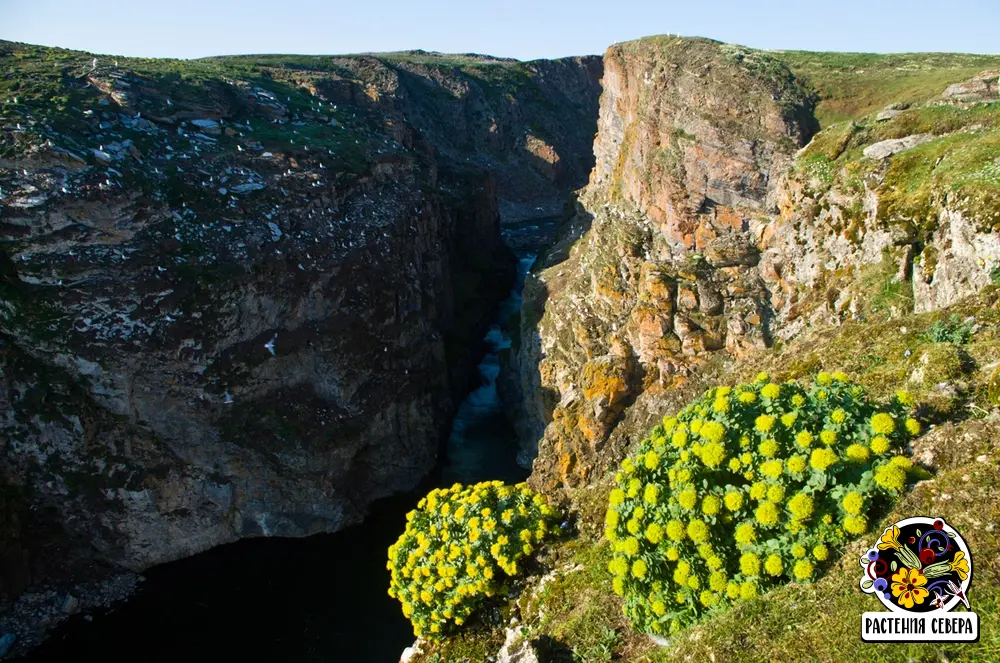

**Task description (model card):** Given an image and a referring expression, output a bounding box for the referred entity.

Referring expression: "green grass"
[771,50,1000,127]
[794,92,1000,235]
[659,447,1000,663]
[507,289,1000,663]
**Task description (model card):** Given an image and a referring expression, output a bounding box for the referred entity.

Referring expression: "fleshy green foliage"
[387,481,560,639]
[604,372,920,635]
[922,313,975,345]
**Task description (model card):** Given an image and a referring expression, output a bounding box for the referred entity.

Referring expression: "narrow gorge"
[0,42,601,658]
[3,33,1000,663]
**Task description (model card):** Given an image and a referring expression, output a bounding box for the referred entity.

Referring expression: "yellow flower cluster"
[604,372,919,634]
[387,481,559,639]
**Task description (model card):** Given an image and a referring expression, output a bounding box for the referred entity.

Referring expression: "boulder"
[190,118,222,135]
[875,108,905,122]
[942,71,999,102]
[862,134,934,160]
[497,627,540,663]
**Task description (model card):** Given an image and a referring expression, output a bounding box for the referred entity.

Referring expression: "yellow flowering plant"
[603,372,920,634]
[387,480,560,639]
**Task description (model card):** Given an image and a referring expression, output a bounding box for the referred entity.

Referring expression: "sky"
[1,0,998,61]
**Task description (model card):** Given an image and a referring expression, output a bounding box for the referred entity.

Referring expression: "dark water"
[19,220,556,663]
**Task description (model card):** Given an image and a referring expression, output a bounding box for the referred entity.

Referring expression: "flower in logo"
[877,525,901,551]
[859,516,972,613]
[891,567,929,609]
[949,551,970,581]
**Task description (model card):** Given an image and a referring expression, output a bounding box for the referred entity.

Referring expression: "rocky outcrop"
[310,51,603,222]
[912,208,1000,312]
[0,40,602,623]
[517,39,1000,494]
[519,37,818,488]
[861,133,933,160]
[942,70,999,102]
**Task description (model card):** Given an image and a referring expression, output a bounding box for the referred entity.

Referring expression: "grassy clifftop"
[773,50,1000,127]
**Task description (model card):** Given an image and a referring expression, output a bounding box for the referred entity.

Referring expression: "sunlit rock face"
[518,37,819,490]
[516,40,1000,493]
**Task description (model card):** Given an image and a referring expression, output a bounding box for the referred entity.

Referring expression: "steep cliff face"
[0,40,601,611]
[519,38,818,488]
[519,38,1000,492]
[291,51,603,222]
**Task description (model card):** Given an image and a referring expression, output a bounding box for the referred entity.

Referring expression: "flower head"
[701,495,721,517]
[787,493,814,521]
[724,491,744,512]
[891,567,928,609]
[871,413,896,435]
[687,519,710,543]
[735,523,756,545]
[874,463,907,493]
[796,430,814,449]
[755,415,776,433]
[949,551,969,581]
[786,455,807,474]
[700,441,727,468]
[759,439,779,458]
[755,501,780,528]
[810,448,837,472]
[761,459,784,479]
[666,520,687,542]
[740,552,760,576]
[846,444,871,462]
[843,515,868,535]
[870,436,890,454]
[842,491,864,515]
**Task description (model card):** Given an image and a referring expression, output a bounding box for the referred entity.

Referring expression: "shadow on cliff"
[506,202,594,443]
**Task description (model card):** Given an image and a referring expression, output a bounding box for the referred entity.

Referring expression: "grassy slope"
[0,39,559,167]
[772,50,1000,127]
[779,49,1000,236]
[511,289,1000,663]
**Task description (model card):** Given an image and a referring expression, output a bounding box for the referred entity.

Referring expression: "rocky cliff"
[0,40,601,620]
[407,40,1000,663]
[516,37,1000,492]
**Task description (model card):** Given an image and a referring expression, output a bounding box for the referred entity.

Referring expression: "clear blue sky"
[1,0,997,60]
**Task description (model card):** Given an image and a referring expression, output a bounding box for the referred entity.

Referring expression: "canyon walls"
[0,41,601,605]
[516,37,1000,494]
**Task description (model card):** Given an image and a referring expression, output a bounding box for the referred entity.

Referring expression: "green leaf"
[862,579,874,590]
[891,560,898,572]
